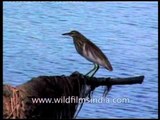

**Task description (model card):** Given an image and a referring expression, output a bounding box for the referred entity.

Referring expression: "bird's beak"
[62,32,71,36]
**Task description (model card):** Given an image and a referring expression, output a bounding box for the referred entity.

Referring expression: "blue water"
[3,2,158,119]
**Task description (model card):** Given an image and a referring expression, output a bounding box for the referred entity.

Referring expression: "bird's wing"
[85,39,113,71]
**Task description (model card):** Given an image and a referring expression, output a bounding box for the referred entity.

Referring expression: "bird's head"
[62,30,81,37]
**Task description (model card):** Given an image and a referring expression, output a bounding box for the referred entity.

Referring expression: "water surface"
[3,2,158,118]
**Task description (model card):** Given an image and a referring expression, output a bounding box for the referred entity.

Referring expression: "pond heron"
[62,30,113,77]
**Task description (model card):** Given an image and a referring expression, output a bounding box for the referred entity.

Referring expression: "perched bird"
[62,30,113,77]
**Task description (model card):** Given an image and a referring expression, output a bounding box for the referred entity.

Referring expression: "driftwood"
[3,71,144,119]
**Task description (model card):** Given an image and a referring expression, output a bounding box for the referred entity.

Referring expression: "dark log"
[3,71,144,119]
[87,75,144,87]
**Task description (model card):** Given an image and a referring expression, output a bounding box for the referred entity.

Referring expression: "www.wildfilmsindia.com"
[31,96,130,104]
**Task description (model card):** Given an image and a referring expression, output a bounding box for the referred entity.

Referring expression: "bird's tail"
[105,64,113,71]
[105,59,113,71]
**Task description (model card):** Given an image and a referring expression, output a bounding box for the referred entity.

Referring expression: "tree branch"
[87,75,144,87]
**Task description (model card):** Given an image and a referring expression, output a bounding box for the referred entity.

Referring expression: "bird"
[62,30,113,77]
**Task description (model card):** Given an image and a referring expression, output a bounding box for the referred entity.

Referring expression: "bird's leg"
[90,64,99,77]
[85,63,97,76]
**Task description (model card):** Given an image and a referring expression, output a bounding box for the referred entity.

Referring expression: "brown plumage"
[62,30,113,72]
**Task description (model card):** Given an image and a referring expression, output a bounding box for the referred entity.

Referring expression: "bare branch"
[87,75,144,87]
